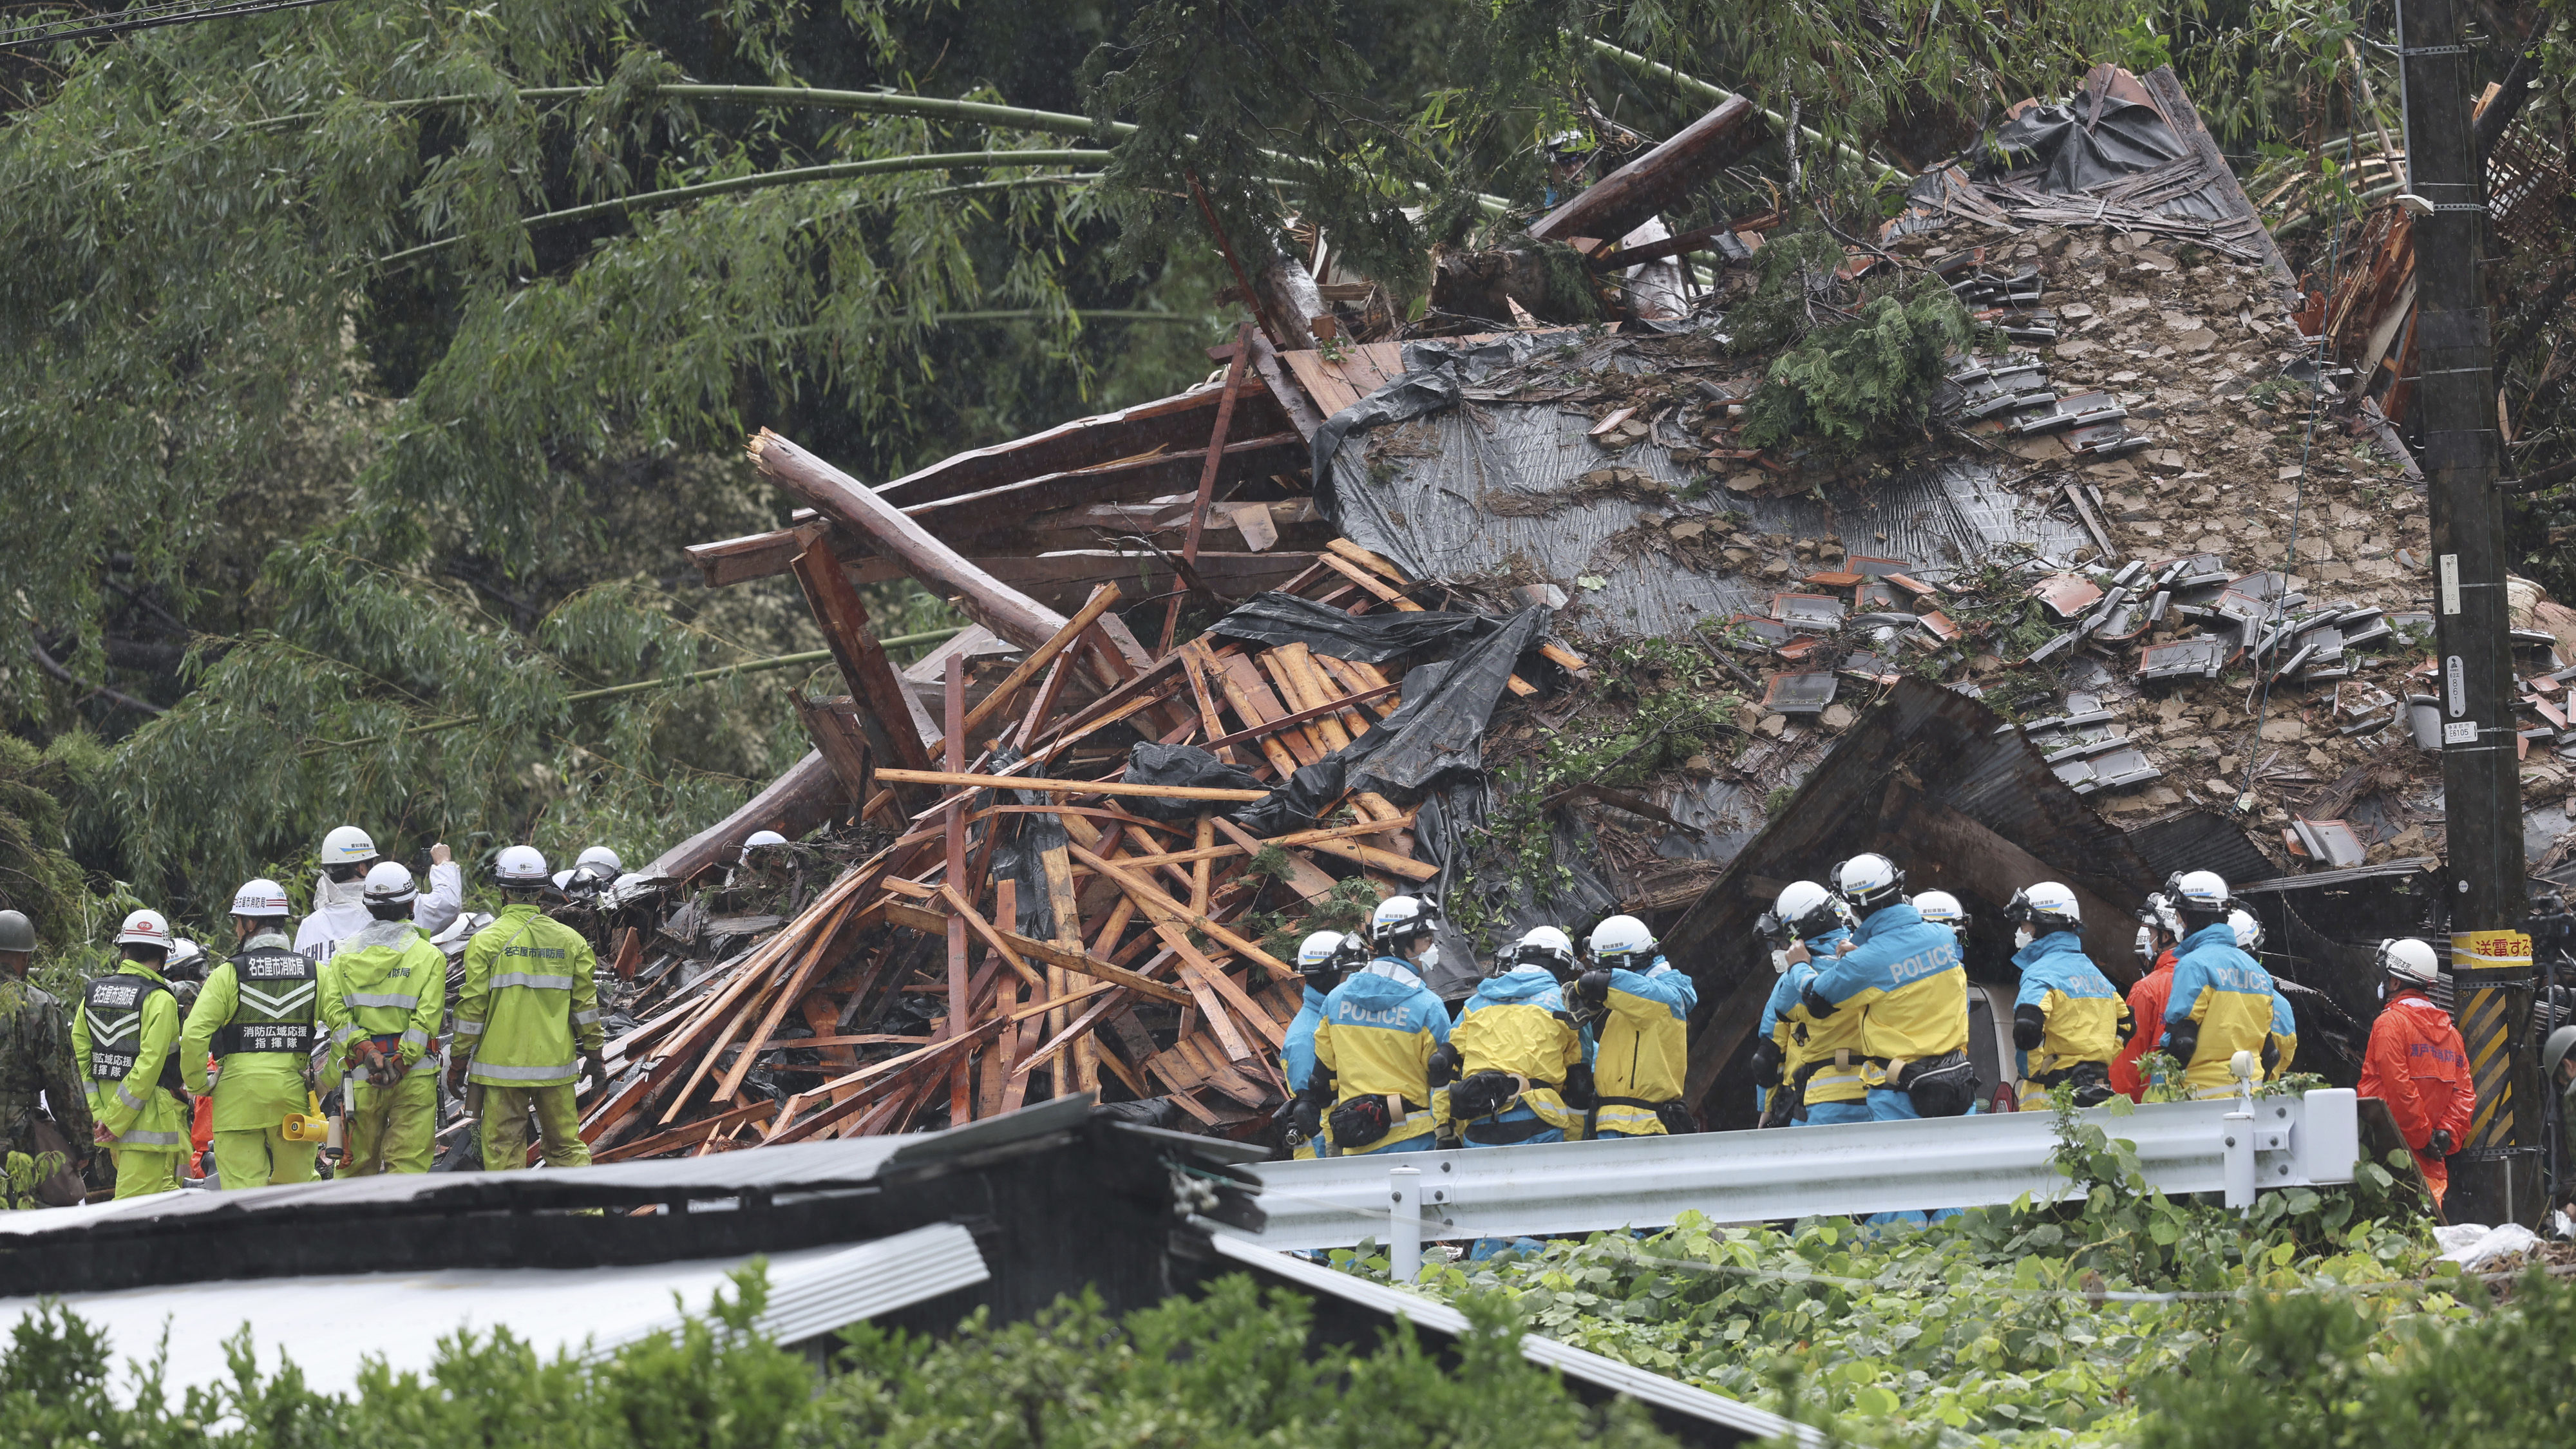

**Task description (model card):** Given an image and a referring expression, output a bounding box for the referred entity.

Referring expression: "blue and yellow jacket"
[1449,965,1587,1135]
[1313,958,1452,1152]
[1809,903,1967,1086]
[2267,990,2299,1080]
[1589,956,1696,1135]
[2011,929,2128,1079]
[2163,922,2280,1098]
[1772,925,1865,1105]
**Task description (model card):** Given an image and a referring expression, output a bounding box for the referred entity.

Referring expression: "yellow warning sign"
[2452,931,2533,968]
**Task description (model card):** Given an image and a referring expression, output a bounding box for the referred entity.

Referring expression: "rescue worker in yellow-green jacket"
[319,862,448,1175]
[1569,915,1698,1137]
[72,909,191,1198]
[449,845,604,1171]
[1434,926,1591,1146]
[180,878,321,1188]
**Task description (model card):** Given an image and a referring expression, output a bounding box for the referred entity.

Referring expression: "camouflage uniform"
[2,976,95,1202]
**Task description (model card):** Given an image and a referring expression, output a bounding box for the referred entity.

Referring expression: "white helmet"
[495,844,550,886]
[2008,882,2082,931]
[2230,908,2264,952]
[739,829,788,862]
[1588,914,1656,967]
[2139,891,2183,938]
[576,845,623,873]
[115,908,172,949]
[1773,880,1841,938]
[2378,937,2440,987]
[1508,925,1580,979]
[319,825,377,866]
[362,860,418,905]
[1297,931,1347,967]
[612,872,643,895]
[1911,890,1967,926]
[2166,869,2231,916]
[231,878,291,919]
[1369,895,1440,951]
[551,869,575,889]
[164,938,207,980]
[1832,853,1906,912]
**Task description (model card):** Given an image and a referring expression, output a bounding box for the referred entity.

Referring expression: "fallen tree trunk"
[1530,95,1764,245]
[638,750,847,885]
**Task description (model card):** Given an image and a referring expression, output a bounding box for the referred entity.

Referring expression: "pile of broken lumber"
[580,410,1578,1158]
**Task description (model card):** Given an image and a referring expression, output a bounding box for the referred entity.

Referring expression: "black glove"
[1749,1037,1784,1086]
[2163,1023,2197,1065]
[1289,1095,1323,1142]
[2012,1005,2046,1052]
[1562,1061,1595,1110]
[1573,969,1612,1014]
[1801,983,1840,1019]
[2429,1129,2455,1157]
[2260,1037,2281,1076]
[1426,1043,1463,1090]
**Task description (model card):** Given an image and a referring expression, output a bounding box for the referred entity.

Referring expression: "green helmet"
[2546,1024,2576,1088]
[0,909,32,954]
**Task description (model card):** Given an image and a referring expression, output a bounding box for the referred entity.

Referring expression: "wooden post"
[789,536,936,787]
[1162,323,1253,654]
[1530,96,1765,245]
[945,652,972,1124]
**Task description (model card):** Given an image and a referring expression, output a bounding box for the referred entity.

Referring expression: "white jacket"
[293,861,463,963]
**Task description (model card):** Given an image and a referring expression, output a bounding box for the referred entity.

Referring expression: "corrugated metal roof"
[0,1095,1094,1243]
[0,1224,984,1401]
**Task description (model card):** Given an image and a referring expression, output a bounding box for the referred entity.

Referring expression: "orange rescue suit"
[2110,949,2175,1103]
[2357,989,2474,1206]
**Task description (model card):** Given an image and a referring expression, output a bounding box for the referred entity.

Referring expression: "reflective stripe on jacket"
[1591,958,1694,1135]
[1450,965,1587,1134]
[320,920,448,1080]
[2011,929,2127,1075]
[1312,959,1450,1151]
[70,961,187,1153]
[180,933,315,1132]
[457,903,601,1088]
[1810,903,1967,1074]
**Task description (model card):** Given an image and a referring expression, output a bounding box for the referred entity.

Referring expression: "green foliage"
[1,1150,68,1212]
[1406,1092,2444,1446]
[809,1276,1675,1449]
[2139,1266,2576,1449]
[1472,636,1740,924]
[1739,276,1973,454]
[1723,226,1850,357]
[0,1270,1674,1449]
[0,732,109,952]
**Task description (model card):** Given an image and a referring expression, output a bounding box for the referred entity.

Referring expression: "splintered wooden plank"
[1188,639,1295,779]
[1218,652,1325,765]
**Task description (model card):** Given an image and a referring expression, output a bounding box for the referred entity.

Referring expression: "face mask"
[2377,980,2389,1001]
[2014,926,2035,949]
[1418,944,1440,972]
[1770,949,1790,976]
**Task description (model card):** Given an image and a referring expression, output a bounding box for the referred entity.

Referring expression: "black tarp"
[1205,592,1497,663]
[1976,93,2188,194]
[984,748,1074,940]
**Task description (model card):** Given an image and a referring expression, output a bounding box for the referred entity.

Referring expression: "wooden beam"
[789,536,937,773]
[1529,95,1766,245]
[872,767,1269,803]
[752,428,1086,661]
[637,751,846,885]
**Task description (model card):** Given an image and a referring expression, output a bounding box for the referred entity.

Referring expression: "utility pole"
[2392,0,2539,1225]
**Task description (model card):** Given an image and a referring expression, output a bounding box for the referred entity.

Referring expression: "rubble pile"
[554,60,2566,1156]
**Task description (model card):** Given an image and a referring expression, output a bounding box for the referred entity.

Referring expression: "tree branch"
[26,634,164,715]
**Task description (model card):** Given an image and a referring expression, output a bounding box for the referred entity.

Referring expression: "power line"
[0,0,345,52]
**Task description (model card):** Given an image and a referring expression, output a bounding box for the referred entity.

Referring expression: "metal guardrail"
[1240,1090,2362,1263]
